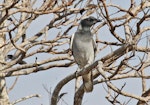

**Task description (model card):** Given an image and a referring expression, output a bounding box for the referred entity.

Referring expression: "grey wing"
[70,33,75,50]
[92,38,97,58]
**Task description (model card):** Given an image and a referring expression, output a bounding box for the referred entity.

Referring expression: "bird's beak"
[96,19,101,22]
[93,19,101,24]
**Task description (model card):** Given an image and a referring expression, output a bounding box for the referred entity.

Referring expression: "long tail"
[82,71,93,92]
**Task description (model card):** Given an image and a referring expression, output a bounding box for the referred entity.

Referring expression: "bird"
[70,16,101,92]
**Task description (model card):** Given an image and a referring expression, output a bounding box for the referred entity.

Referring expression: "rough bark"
[0,24,10,105]
[0,0,11,104]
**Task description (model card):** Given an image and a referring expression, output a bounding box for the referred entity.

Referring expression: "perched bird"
[71,16,101,92]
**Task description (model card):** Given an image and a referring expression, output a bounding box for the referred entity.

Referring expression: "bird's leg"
[75,67,82,92]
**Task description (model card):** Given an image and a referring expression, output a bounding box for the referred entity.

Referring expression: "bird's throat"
[78,24,91,32]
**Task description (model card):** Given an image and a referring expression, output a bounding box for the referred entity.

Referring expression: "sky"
[5,0,150,105]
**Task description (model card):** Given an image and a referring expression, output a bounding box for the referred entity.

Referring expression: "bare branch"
[7,76,19,93]
[12,94,41,105]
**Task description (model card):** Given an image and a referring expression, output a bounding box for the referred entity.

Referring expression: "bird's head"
[80,16,101,28]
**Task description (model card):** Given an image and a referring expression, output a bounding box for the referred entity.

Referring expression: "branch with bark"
[0,0,150,105]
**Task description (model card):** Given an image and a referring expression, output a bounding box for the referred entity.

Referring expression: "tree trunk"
[0,0,11,104]
[0,35,10,105]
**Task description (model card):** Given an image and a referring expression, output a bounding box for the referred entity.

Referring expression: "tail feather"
[82,72,93,92]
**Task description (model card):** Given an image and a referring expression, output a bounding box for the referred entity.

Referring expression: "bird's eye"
[88,18,94,22]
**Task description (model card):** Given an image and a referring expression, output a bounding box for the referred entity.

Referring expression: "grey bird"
[71,16,101,92]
